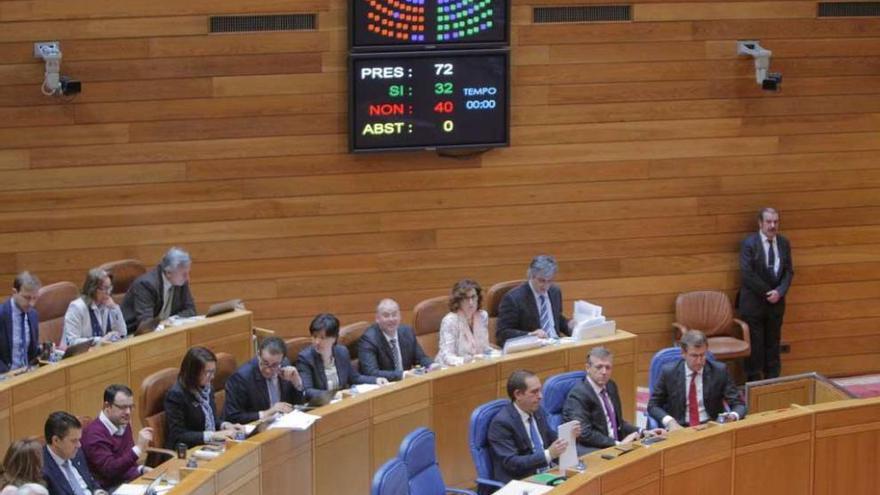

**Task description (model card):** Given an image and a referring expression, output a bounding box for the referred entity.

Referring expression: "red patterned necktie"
[688,372,700,426]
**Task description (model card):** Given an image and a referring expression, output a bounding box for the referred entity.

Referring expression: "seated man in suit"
[0,272,41,373]
[223,337,305,423]
[81,385,153,491]
[563,347,664,455]
[358,298,434,381]
[42,411,108,495]
[648,330,747,430]
[488,370,578,484]
[121,247,196,334]
[496,255,571,348]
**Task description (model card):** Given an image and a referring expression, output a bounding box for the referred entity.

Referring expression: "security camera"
[737,40,782,91]
[33,41,81,97]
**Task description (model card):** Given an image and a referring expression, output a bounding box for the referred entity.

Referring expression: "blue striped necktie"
[539,295,558,338]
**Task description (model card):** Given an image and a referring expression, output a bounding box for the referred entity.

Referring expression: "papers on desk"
[193,448,221,460]
[352,383,381,394]
[557,420,579,472]
[267,410,321,431]
[502,335,544,355]
[493,480,554,495]
[570,300,616,340]
[242,423,257,436]
[113,483,173,495]
[165,315,205,327]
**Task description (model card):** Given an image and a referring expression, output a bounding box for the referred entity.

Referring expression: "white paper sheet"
[492,480,555,495]
[267,409,321,430]
[557,420,579,472]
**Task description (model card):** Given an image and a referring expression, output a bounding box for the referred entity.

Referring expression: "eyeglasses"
[202,368,217,376]
[111,403,135,411]
[259,360,282,370]
[97,285,113,293]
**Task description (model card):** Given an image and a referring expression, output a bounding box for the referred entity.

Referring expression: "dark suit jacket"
[357,324,433,381]
[738,232,794,316]
[0,298,40,373]
[164,381,221,449]
[496,283,570,347]
[222,357,304,424]
[296,345,378,401]
[562,379,637,451]
[487,402,557,484]
[647,359,746,427]
[42,447,100,495]
[121,265,196,334]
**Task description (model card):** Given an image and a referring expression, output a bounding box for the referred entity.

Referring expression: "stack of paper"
[267,410,321,431]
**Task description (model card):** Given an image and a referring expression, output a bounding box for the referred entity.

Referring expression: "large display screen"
[349,50,509,152]
[350,0,508,50]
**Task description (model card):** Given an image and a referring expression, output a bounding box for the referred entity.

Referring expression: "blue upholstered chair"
[541,370,586,431]
[468,399,508,494]
[399,427,476,495]
[646,347,717,428]
[371,457,409,495]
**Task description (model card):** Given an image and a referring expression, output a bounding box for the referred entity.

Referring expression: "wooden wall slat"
[0,0,877,384]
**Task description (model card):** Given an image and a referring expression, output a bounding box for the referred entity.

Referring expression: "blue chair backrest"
[468,399,508,486]
[647,347,717,427]
[399,427,445,495]
[541,370,586,431]
[371,457,409,495]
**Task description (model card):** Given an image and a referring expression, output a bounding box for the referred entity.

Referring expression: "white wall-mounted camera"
[33,41,81,97]
[737,40,782,91]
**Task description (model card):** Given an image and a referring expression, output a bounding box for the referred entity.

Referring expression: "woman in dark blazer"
[164,346,242,449]
[296,313,387,401]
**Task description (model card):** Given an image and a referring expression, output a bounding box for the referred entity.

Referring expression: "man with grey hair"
[739,207,794,381]
[562,347,664,454]
[121,247,196,333]
[0,272,42,372]
[496,255,571,347]
[358,298,434,381]
[648,330,746,431]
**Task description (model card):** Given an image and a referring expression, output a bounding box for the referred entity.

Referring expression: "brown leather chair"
[99,259,146,303]
[412,296,448,359]
[339,321,370,370]
[34,281,79,346]
[673,291,751,360]
[212,352,237,415]
[285,337,312,362]
[485,280,523,346]
[140,367,178,466]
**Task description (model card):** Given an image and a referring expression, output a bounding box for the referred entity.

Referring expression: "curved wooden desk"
[546,396,880,495]
[160,330,638,495]
[0,310,253,453]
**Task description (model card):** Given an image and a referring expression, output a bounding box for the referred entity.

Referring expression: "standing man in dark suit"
[0,272,41,373]
[223,336,304,424]
[739,207,794,381]
[648,331,746,430]
[358,298,434,381]
[496,255,571,347]
[487,370,578,484]
[563,347,664,454]
[121,247,196,334]
[42,411,108,495]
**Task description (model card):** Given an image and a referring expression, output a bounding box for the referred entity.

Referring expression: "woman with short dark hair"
[296,313,387,401]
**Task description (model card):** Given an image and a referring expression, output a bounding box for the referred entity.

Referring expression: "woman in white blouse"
[435,279,494,366]
[62,268,126,347]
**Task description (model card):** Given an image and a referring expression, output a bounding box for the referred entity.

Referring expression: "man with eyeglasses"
[81,384,153,491]
[0,272,42,373]
[223,336,304,424]
[496,255,572,347]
